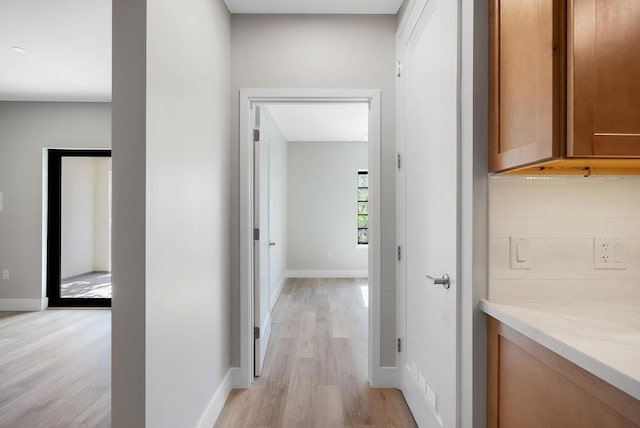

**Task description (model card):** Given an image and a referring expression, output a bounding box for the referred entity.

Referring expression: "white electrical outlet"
[594,237,626,270]
[327,250,334,259]
[2,270,9,280]
[510,236,531,269]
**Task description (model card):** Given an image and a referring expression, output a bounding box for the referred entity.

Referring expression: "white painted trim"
[399,363,443,427]
[0,298,48,311]
[196,368,234,428]
[269,274,287,312]
[374,366,398,388]
[257,311,272,374]
[367,91,382,389]
[285,270,368,279]
[239,89,382,390]
[229,367,243,389]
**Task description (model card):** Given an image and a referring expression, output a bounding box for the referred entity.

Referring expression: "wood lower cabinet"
[490,0,640,173]
[488,317,640,428]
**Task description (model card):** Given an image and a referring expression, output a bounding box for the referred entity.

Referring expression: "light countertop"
[480,299,640,401]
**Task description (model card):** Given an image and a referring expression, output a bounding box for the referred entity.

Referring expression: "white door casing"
[397,0,460,426]
[237,89,382,389]
[253,106,272,377]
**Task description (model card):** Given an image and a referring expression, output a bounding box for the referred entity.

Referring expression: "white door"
[253,106,272,377]
[397,0,459,426]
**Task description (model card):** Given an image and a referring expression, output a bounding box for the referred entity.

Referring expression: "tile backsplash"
[489,175,640,301]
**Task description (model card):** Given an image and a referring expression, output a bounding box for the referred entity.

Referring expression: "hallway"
[215,278,416,427]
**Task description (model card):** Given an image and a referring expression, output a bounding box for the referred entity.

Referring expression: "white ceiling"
[224,0,403,14]
[0,0,399,102]
[0,0,111,102]
[266,103,369,142]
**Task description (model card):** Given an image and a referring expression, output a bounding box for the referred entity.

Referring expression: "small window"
[357,170,369,245]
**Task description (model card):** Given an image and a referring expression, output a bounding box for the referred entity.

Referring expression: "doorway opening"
[238,89,383,389]
[46,149,112,307]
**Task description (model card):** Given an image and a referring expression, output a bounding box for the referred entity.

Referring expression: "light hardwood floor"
[215,278,417,428]
[0,310,111,427]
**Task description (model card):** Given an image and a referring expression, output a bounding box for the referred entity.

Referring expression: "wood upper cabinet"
[490,0,565,172]
[490,0,640,173]
[569,0,640,157]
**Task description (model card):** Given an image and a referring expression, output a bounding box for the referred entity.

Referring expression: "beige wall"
[231,13,397,367]
[287,141,369,272]
[0,101,110,308]
[112,0,232,425]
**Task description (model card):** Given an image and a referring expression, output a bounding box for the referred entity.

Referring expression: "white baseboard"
[371,366,398,388]
[229,367,245,389]
[196,368,235,428]
[269,275,287,311]
[285,270,368,279]
[0,298,48,311]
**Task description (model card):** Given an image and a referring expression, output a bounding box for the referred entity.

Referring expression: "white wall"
[287,141,369,273]
[261,107,288,306]
[0,102,110,308]
[61,157,112,278]
[112,0,232,426]
[489,175,640,301]
[231,14,397,366]
[61,158,96,278]
[93,158,112,272]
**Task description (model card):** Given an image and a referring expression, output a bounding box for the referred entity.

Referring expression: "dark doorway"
[47,149,112,307]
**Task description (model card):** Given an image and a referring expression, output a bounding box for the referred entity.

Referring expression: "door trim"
[46,148,112,308]
[237,89,383,388]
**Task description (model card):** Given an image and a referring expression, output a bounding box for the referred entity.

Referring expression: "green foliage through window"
[357,171,369,245]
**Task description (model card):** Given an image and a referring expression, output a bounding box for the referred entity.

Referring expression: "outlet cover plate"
[594,237,626,270]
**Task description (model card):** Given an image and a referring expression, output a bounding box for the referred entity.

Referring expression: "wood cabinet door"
[490,0,565,172]
[488,318,640,428]
[569,0,640,157]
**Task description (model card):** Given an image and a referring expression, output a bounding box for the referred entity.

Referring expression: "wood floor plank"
[0,310,111,428]
[313,384,344,427]
[214,278,417,428]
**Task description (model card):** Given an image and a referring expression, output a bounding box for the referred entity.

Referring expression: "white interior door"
[253,106,272,377]
[397,0,459,426]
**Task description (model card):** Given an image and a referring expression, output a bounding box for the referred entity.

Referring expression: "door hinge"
[397,245,402,261]
[396,60,402,77]
[397,338,402,352]
[397,153,401,169]
[254,228,260,241]
[253,129,260,142]
[254,326,260,339]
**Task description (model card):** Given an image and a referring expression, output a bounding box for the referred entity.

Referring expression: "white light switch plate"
[0,192,3,212]
[510,236,531,269]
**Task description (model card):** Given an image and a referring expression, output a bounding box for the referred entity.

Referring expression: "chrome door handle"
[269,242,276,246]
[426,273,450,289]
